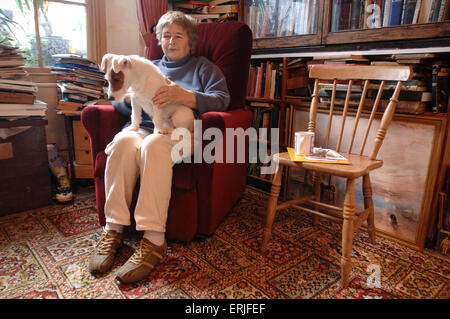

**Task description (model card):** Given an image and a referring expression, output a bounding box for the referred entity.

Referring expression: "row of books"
[171,0,239,22]
[310,53,448,114]
[332,0,449,32]
[247,0,319,38]
[247,53,448,116]
[51,54,106,112]
[0,42,47,118]
[247,60,283,100]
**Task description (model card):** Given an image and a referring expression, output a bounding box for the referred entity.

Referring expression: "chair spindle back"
[308,65,412,160]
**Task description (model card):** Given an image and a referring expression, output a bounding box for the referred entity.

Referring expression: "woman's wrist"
[183,88,198,109]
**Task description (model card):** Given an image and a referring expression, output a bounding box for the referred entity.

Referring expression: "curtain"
[136,0,168,59]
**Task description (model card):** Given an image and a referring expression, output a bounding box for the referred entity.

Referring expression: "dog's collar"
[160,54,192,68]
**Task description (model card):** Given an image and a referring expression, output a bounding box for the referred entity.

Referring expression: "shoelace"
[129,240,154,265]
[96,231,120,255]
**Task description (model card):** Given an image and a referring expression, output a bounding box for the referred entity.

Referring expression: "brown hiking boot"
[88,229,123,274]
[115,237,167,284]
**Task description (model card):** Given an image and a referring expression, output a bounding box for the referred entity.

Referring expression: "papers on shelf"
[287,147,351,164]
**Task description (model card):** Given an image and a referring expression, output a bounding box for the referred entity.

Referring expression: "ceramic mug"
[294,131,315,156]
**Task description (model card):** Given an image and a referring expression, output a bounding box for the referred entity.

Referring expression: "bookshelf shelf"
[246,97,283,103]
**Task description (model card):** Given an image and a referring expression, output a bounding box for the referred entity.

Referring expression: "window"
[0,0,91,67]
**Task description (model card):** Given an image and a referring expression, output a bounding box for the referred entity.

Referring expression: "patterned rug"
[0,186,449,299]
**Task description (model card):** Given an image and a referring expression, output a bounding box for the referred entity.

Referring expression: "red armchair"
[81,21,253,242]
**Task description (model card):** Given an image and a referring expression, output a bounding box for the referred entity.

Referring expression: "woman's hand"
[152,78,197,109]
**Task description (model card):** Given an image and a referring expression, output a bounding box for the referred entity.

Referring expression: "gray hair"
[155,11,198,54]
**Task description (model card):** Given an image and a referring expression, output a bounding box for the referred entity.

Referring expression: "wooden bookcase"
[242,0,450,251]
[243,0,450,50]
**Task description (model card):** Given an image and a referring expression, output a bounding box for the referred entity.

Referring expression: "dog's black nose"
[109,96,115,101]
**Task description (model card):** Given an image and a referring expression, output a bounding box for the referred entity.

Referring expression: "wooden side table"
[58,110,94,180]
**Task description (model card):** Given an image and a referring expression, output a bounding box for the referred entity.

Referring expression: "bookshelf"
[243,0,450,49]
[323,0,450,45]
[246,56,311,191]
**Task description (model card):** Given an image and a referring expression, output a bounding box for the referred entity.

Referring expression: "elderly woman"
[89,11,230,284]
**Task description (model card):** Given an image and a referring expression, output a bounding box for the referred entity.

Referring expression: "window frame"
[29,0,106,67]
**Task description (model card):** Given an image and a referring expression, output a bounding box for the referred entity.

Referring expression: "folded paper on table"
[287,147,351,164]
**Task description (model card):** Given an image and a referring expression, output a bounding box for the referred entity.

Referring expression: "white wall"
[105,0,145,57]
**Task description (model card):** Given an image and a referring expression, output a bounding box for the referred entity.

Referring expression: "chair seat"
[275,152,383,179]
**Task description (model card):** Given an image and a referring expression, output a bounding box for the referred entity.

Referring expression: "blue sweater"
[112,54,230,132]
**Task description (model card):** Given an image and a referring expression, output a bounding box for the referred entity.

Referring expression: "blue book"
[388,0,404,26]
[55,62,99,72]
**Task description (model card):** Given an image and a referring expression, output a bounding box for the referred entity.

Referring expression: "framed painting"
[287,106,447,249]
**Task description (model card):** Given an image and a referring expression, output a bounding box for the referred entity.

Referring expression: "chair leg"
[341,178,356,288]
[261,164,283,253]
[363,174,376,244]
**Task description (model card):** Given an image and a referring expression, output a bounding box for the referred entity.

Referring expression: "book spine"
[417,0,432,23]
[412,0,422,23]
[403,0,418,24]
[0,91,34,104]
[430,0,442,22]
[383,0,392,26]
[401,0,408,23]
[351,0,362,29]
[389,0,403,25]
[437,0,448,21]
[338,0,352,30]
[331,0,341,32]
[254,65,263,98]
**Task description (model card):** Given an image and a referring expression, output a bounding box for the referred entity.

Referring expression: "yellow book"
[287,147,351,165]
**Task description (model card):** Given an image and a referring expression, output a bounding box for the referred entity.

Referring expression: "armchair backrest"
[148,21,253,110]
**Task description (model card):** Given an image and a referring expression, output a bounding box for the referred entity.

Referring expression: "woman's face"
[161,23,190,62]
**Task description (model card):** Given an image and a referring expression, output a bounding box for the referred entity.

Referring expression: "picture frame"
[287,106,447,250]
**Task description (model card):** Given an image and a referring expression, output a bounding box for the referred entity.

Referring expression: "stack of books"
[172,0,238,22]
[0,43,28,79]
[247,60,283,100]
[0,43,47,119]
[51,54,106,112]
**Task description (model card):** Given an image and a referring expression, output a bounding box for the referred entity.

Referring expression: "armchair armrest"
[81,105,128,161]
[199,108,253,161]
[200,109,253,131]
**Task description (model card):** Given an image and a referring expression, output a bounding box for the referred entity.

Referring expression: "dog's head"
[101,53,133,102]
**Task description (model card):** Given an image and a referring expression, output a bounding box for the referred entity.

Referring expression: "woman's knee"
[139,134,172,159]
[105,130,144,156]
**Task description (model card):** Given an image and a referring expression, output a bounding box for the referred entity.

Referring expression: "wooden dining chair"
[261,64,412,287]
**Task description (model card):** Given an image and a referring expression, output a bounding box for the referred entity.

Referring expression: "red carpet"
[0,186,448,299]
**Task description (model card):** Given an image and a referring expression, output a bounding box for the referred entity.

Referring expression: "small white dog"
[101,53,195,134]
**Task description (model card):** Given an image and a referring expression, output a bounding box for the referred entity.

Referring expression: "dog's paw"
[123,125,139,132]
[154,127,171,134]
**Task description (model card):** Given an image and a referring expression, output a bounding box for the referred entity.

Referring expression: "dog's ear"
[112,56,132,73]
[100,53,115,72]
